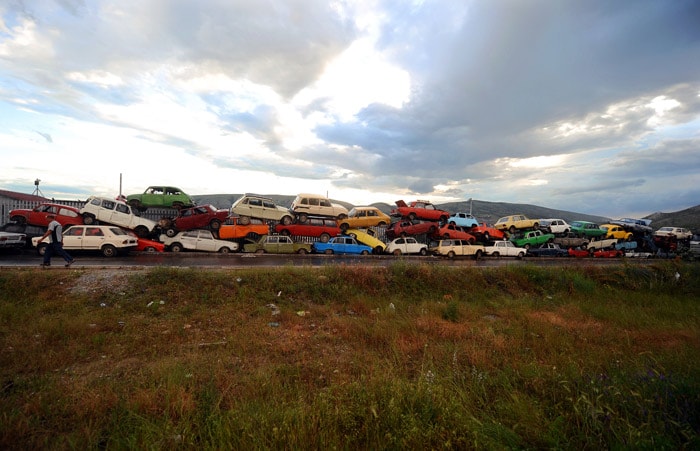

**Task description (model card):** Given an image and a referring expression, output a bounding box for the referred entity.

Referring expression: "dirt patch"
[68,268,145,295]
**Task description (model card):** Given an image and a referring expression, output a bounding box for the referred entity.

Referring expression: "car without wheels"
[0,231,26,249]
[32,225,138,257]
[242,235,312,254]
[160,229,239,253]
[80,196,157,238]
[484,240,526,258]
[570,221,607,239]
[653,227,692,241]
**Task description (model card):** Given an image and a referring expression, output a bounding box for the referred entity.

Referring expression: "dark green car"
[127,186,195,210]
[570,221,607,238]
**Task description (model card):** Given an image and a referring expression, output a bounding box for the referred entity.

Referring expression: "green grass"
[0,262,698,449]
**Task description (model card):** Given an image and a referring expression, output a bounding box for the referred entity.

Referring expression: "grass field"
[1,262,698,449]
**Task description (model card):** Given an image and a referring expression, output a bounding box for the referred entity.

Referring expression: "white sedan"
[653,227,692,240]
[385,237,428,256]
[32,225,138,257]
[160,229,239,253]
[483,240,526,258]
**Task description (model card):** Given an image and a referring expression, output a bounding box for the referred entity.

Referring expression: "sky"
[1,0,699,218]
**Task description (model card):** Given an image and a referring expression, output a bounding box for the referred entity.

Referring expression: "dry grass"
[0,262,698,449]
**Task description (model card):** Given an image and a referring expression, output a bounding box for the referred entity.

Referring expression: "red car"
[593,249,623,258]
[568,248,590,258]
[162,204,229,237]
[391,200,450,223]
[469,223,506,243]
[386,220,438,240]
[274,217,341,243]
[433,223,475,243]
[9,202,83,228]
[127,231,165,252]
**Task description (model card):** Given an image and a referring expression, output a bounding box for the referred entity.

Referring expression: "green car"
[127,186,195,210]
[570,221,607,238]
[510,230,555,249]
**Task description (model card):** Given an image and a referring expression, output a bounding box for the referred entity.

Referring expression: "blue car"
[448,212,479,228]
[313,236,373,255]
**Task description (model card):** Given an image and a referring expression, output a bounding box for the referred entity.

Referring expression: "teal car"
[127,186,195,210]
[510,230,555,249]
[570,221,607,238]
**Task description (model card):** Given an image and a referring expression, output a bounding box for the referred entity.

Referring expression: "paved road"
[0,248,654,269]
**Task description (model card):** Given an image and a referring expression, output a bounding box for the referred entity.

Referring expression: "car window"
[184,231,198,238]
[85,227,104,236]
[65,227,84,237]
[102,200,116,210]
[115,203,129,214]
[263,201,275,208]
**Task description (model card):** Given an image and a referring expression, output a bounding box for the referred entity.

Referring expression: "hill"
[644,205,700,232]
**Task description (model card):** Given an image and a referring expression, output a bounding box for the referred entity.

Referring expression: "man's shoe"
[65,259,75,268]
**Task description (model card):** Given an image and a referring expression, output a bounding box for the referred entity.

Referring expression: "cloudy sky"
[1,0,699,218]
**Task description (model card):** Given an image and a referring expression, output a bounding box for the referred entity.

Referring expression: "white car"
[653,227,692,240]
[483,240,526,258]
[160,229,239,253]
[80,196,157,238]
[385,237,428,256]
[539,219,570,235]
[32,225,138,257]
[231,194,294,225]
[0,231,26,249]
[290,193,348,223]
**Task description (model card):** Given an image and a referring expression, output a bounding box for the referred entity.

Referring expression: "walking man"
[37,214,75,268]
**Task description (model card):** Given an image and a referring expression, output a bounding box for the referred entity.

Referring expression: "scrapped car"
[526,243,569,257]
[9,202,83,228]
[290,193,348,223]
[80,196,158,238]
[0,231,26,249]
[447,212,479,228]
[568,247,590,258]
[553,232,589,249]
[469,223,506,242]
[430,239,485,259]
[0,222,46,248]
[600,224,633,241]
[313,236,372,255]
[593,249,623,258]
[653,227,692,240]
[127,186,195,210]
[345,228,386,254]
[433,223,476,242]
[586,237,619,251]
[385,220,438,240]
[242,235,312,254]
[570,221,606,238]
[391,200,450,223]
[611,218,653,234]
[385,237,428,256]
[510,230,555,249]
[338,207,391,231]
[231,194,294,225]
[274,218,341,243]
[219,217,270,241]
[483,240,526,258]
[126,231,165,253]
[494,215,539,234]
[32,225,138,257]
[162,204,229,237]
[160,229,239,253]
[539,219,570,235]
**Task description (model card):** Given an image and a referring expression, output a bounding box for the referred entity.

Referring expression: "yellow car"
[345,228,386,254]
[338,207,391,232]
[600,224,633,241]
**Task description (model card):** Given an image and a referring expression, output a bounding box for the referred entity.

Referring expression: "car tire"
[144,246,157,253]
[524,244,530,249]
[281,215,293,226]
[509,226,516,234]
[82,214,96,225]
[393,249,402,256]
[239,216,251,225]
[474,250,483,260]
[492,252,500,258]
[255,249,266,254]
[10,216,26,224]
[298,214,308,223]
[377,221,387,227]
[36,243,47,256]
[281,229,291,236]
[102,244,117,258]
[170,243,183,253]
[320,233,330,243]
[134,226,149,238]
[324,249,334,255]
[219,247,230,254]
[361,250,369,255]
[517,252,524,259]
[419,248,428,256]
[165,228,177,238]
[447,250,456,259]
[297,248,308,255]
[210,219,222,230]
[373,246,383,255]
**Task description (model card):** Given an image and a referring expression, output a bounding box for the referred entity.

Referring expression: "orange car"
[218,217,270,240]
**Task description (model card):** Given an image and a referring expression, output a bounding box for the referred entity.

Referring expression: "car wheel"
[102,244,117,258]
[474,250,483,260]
[509,226,516,234]
[324,249,334,255]
[37,243,47,256]
[144,246,157,253]
[377,221,387,227]
[281,230,291,236]
[165,227,177,238]
[524,244,530,249]
[173,202,184,209]
[281,215,293,226]
[170,243,183,253]
[255,249,266,254]
[337,214,347,220]
[210,219,222,230]
[128,199,141,209]
[361,250,369,255]
[297,248,308,255]
[298,214,308,223]
[10,216,26,225]
[320,233,330,243]
[533,222,539,229]
[82,214,96,225]
[492,252,500,258]
[134,226,149,238]
[517,252,524,259]
[219,247,230,254]
[393,249,402,256]
[239,216,251,225]
[419,248,428,256]
[447,250,456,259]
[373,246,383,255]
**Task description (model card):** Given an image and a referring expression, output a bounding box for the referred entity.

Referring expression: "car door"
[82,226,106,250]
[62,226,86,250]
[194,230,218,252]
[175,208,196,230]
[277,236,294,253]
[109,201,133,228]
[179,230,200,250]
[140,187,163,207]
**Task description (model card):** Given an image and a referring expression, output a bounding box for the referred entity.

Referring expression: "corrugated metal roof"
[0,189,48,202]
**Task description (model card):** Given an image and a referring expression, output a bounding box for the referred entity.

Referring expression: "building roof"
[0,189,48,203]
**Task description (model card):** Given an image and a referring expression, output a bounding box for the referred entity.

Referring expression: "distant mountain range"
[194,194,699,231]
